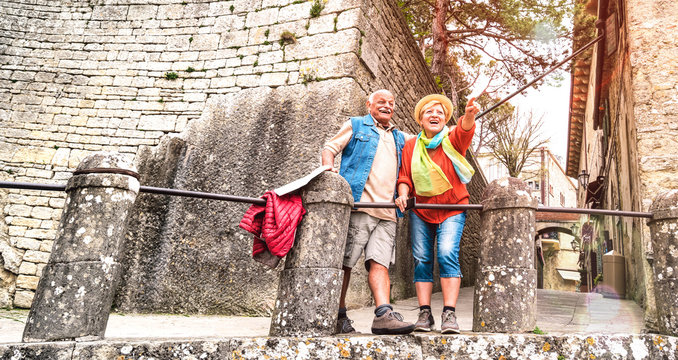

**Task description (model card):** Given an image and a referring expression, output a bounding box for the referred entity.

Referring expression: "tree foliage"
[398,0,574,101]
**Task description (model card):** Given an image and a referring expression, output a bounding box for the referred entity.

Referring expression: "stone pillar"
[22,153,139,342]
[648,190,678,336]
[472,177,538,333]
[269,171,353,337]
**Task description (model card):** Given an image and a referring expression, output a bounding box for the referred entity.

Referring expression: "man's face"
[367,92,395,126]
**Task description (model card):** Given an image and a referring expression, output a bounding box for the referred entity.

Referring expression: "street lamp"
[578,169,590,190]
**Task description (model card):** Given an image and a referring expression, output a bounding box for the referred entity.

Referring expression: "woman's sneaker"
[414,308,434,331]
[336,317,357,334]
[371,309,415,335]
[441,310,460,334]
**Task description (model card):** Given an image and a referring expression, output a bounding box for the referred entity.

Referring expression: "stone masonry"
[0,0,486,311]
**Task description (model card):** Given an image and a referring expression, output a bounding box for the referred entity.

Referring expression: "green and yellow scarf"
[412,126,475,197]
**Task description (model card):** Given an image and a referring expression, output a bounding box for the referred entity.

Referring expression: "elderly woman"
[395,94,479,334]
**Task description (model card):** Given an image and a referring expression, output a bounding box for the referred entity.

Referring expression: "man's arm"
[321,149,338,173]
[322,119,353,173]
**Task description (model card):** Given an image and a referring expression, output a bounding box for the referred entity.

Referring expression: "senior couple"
[322,89,479,335]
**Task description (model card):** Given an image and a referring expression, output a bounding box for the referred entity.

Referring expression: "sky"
[511,73,572,166]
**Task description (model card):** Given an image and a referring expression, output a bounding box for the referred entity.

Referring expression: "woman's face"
[421,103,446,138]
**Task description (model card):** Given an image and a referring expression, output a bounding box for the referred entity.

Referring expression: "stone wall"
[626,0,678,327]
[0,0,486,311]
[575,0,678,327]
[3,333,678,359]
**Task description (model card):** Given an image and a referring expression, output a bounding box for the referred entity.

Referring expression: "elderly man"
[322,89,415,335]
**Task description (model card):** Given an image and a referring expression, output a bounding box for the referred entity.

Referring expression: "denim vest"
[339,114,406,216]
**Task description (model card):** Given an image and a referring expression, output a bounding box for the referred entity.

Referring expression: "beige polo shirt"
[324,119,414,222]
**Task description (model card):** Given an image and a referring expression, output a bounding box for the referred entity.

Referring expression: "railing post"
[269,171,353,337]
[473,177,538,332]
[22,153,139,342]
[648,190,678,336]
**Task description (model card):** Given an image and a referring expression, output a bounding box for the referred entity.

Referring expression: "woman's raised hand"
[460,97,480,130]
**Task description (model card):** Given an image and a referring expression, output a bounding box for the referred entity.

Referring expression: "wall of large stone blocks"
[0,0,486,312]
[575,0,678,328]
[626,0,678,327]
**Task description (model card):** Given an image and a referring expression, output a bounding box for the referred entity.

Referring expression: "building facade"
[566,0,678,328]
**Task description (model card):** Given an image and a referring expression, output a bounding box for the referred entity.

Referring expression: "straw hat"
[413,94,454,124]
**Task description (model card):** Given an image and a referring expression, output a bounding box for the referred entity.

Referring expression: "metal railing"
[0,180,653,219]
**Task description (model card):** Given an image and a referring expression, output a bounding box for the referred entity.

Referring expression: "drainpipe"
[541,147,546,205]
[592,0,608,129]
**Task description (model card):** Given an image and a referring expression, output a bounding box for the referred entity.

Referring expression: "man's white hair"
[367,89,394,104]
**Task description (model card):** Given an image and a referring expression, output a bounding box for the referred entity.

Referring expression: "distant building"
[476,147,580,291]
[476,147,577,207]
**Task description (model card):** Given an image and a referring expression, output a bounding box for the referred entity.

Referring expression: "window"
[560,193,565,206]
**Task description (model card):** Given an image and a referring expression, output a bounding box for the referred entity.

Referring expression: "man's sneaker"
[441,310,460,334]
[336,317,357,334]
[371,308,415,335]
[414,308,434,332]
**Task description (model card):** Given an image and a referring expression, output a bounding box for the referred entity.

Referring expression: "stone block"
[31,206,54,220]
[277,2,311,23]
[16,275,40,290]
[236,74,261,87]
[8,204,32,217]
[245,8,279,28]
[336,8,362,30]
[23,262,121,342]
[13,290,35,308]
[299,53,360,79]
[214,15,246,31]
[18,261,38,275]
[52,148,70,167]
[8,226,26,237]
[138,115,177,131]
[220,30,251,48]
[210,77,237,88]
[23,250,51,264]
[11,147,57,164]
[258,72,286,86]
[128,5,158,20]
[307,14,335,35]
[190,34,220,51]
[10,217,42,227]
[0,240,24,273]
[473,268,537,333]
[269,267,343,336]
[24,228,56,240]
[284,29,360,61]
[16,237,41,251]
[248,27,268,46]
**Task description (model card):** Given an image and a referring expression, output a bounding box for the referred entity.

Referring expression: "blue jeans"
[410,211,466,282]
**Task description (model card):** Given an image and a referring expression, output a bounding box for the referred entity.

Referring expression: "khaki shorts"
[343,212,397,270]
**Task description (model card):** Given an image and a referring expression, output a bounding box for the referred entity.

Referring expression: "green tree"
[398,0,575,101]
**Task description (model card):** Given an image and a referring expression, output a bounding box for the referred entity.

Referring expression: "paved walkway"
[0,287,644,344]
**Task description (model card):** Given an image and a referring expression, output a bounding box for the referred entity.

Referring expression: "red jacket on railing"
[239,191,306,268]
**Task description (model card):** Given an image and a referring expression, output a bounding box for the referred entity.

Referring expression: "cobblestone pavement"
[0,287,644,344]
